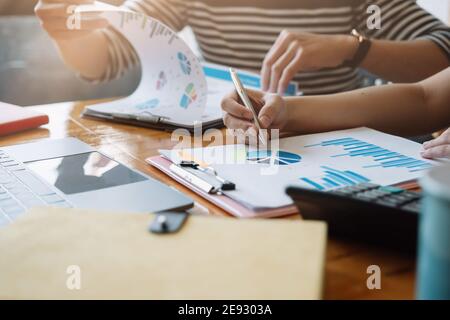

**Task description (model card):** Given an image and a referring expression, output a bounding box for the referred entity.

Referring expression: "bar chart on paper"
[305,137,432,173]
[291,130,436,190]
[300,166,371,191]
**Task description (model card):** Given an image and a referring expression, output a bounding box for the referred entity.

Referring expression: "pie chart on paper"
[247,150,302,165]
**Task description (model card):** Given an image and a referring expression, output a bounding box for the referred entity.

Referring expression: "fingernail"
[258,116,269,128]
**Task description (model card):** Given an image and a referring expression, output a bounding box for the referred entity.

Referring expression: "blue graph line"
[299,166,371,191]
[305,137,432,173]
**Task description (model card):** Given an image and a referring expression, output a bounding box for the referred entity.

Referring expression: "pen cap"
[417,164,450,300]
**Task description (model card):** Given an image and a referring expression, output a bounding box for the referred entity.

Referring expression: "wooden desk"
[0,101,417,300]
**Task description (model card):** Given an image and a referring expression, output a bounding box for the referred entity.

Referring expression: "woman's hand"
[422,128,450,159]
[35,0,108,41]
[221,90,289,132]
[261,30,358,94]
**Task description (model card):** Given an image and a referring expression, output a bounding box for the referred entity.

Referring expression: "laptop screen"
[25,152,146,195]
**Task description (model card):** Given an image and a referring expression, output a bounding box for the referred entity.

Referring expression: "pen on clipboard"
[169,161,236,194]
[229,68,267,146]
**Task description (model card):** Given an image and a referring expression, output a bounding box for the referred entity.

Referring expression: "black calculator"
[286,183,421,253]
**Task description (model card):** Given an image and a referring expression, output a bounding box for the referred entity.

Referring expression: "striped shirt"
[100,0,450,95]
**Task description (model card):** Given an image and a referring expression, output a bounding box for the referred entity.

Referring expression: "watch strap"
[343,30,372,68]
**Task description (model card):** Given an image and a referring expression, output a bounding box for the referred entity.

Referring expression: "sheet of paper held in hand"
[77,2,208,126]
[160,127,439,209]
[78,2,298,128]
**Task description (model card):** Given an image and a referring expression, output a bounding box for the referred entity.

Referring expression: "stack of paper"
[160,128,437,209]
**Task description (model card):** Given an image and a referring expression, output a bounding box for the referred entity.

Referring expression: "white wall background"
[418,0,450,24]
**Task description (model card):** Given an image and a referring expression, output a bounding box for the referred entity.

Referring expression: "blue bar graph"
[305,137,432,173]
[300,166,370,191]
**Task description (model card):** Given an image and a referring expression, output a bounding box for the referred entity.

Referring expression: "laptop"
[0,138,193,227]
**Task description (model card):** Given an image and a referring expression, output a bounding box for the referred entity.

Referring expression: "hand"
[421,128,450,159]
[35,0,108,41]
[261,30,358,94]
[221,90,288,132]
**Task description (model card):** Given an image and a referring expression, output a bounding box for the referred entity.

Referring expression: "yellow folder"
[0,207,327,299]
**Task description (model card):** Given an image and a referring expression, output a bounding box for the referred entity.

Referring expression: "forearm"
[285,83,441,136]
[360,39,449,83]
[54,30,109,80]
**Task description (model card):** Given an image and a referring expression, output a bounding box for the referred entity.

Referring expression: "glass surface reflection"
[26,152,146,195]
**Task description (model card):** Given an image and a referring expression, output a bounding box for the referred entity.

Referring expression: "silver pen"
[230,68,267,146]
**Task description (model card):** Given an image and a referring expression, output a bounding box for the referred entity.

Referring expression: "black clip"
[149,211,188,234]
[179,161,236,191]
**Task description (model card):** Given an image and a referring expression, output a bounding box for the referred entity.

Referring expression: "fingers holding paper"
[221,90,288,132]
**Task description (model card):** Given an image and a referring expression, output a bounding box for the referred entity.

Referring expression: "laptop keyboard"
[0,150,72,227]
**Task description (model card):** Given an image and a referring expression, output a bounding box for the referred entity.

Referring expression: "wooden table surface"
[0,101,417,300]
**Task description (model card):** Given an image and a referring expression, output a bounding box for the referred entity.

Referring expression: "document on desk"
[160,128,438,209]
[78,2,298,130]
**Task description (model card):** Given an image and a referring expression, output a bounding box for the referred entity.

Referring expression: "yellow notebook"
[0,208,327,300]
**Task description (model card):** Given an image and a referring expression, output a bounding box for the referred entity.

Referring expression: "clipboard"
[147,155,299,218]
[82,63,298,132]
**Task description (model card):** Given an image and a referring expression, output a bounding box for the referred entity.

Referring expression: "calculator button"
[358,183,379,190]
[380,186,404,194]
[342,186,365,194]
[402,192,421,201]
[401,201,421,213]
[355,192,379,201]
[369,190,390,198]
[330,189,354,196]
[388,195,410,204]
[364,190,385,199]
[376,199,399,208]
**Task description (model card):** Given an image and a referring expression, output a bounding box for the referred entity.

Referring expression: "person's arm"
[284,68,450,136]
[222,68,450,136]
[356,0,450,83]
[35,0,110,79]
[261,0,450,94]
[358,39,448,83]
[35,0,188,81]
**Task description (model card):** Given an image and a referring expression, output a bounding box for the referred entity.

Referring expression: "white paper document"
[78,2,207,126]
[79,2,298,129]
[161,128,437,209]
